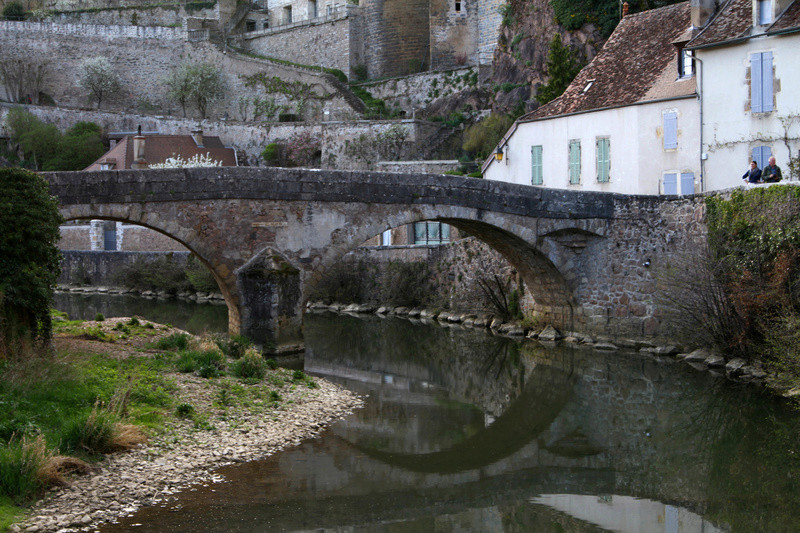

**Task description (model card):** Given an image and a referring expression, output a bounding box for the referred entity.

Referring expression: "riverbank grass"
[1,313,320,520]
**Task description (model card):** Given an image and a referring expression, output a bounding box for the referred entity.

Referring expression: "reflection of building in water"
[530,494,728,533]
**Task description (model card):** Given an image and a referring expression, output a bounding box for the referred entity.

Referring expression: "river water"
[53,293,800,533]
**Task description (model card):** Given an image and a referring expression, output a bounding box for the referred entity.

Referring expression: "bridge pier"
[235,249,304,350]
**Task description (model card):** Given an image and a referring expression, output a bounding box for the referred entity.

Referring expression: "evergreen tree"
[535,34,583,106]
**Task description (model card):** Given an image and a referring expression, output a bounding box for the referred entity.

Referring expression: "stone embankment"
[11,362,363,533]
[308,302,769,386]
[56,286,226,304]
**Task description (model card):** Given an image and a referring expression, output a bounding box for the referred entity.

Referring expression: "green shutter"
[531,145,543,185]
[569,140,581,184]
[597,138,610,183]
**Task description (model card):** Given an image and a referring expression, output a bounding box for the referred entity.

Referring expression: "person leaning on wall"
[742,161,762,183]
[763,156,783,183]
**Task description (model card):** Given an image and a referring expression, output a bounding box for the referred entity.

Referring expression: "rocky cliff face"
[491,0,604,114]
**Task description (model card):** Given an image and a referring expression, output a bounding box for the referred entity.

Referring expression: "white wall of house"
[484,97,700,195]
[697,31,800,191]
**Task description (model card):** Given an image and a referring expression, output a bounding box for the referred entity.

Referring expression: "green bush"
[94,313,105,322]
[261,142,280,164]
[175,350,202,373]
[154,333,190,351]
[175,403,194,418]
[216,334,252,359]
[196,350,225,378]
[232,351,267,380]
[462,114,514,160]
[0,168,63,352]
[2,1,25,20]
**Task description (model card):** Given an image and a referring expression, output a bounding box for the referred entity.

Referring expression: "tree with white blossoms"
[148,153,223,169]
[77,57,121,109]
[164,61,226,119]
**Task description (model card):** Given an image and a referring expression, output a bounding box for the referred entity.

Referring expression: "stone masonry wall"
[429,0,479,70]
[46,4,218,27]
[477,0,503,64]
[0,21,357,121]
[356,67,478,114]
[58,250,190,286]
[360,0,430,78]
[244,17,354,78]
[375,160,461,174]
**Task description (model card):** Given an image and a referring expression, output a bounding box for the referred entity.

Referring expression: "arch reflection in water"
[100,311,800,533]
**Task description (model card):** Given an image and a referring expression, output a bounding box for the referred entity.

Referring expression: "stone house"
[686,0,800,189]
[482,2,701,196]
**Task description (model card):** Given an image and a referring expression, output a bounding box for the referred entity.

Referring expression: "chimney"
[131,125,148,169]
[622,2,629,17]
[191,127,204,148]
[691,0,719,29]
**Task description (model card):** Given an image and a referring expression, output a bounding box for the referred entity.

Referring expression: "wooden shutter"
[761,52,773,112]
[531,145,543,185]
[597,138,610,182]
[752,146,772,169]
[751,53,763,113]
[663,173,678,195]
[569,141,581,184]
[664,112,678,149]
[680,172,695,195]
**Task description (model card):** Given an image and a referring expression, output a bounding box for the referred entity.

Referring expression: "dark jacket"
[742,167,762,183]
[763,164,782,183]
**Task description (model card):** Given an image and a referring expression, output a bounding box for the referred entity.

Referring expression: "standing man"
[763,156,783,183]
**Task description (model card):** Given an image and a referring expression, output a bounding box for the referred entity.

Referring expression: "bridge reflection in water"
[102,312,800,533]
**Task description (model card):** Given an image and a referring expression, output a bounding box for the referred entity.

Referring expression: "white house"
[483,2,702,196]
[687,0,800,189]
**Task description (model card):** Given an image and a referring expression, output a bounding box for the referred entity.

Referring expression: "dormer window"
[581,80,595,94]
[758,0,772,25]
[679,47,695,78]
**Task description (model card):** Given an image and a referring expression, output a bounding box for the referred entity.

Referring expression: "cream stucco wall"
[696,31,800,191]
[484,97,700,195]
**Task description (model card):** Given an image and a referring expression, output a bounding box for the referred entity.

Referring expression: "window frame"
[413,222,451,245]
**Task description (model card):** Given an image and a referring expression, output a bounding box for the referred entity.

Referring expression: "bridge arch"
[59,207,242,334]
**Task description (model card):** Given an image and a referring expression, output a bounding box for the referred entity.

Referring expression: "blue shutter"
[751,53,763,113]
[663,173,678,195]
[752,146,772,169]
[597,138,610,182]
[664,112,678,149]
[761,52,773,112]
[680,172,695,195]
[569,141,581,184]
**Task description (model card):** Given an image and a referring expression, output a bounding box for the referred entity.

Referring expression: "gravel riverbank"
[10,329,363,533]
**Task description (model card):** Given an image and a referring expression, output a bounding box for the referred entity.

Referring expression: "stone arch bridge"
[46,167,706,347]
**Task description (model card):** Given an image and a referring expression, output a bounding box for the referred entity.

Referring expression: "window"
[531,145,543,185]
[284,6,292,23]
[663,172,695,195]
[596,138,610,183]
[455,1,462,12]
[664,111,678,150]
[752,145,772,169]
[568,140,581,184]
[414,222,450,245]
[309,0,317,18]
[679,48,694,78]
[758,0,772,25]
[245,20,256,32]
[751,52,774,113]
[381,230,391,246]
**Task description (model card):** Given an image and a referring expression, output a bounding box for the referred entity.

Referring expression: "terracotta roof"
[687,0,800,48]
[521,2,694,123]
[769,0,800,33]
[85,134,237,170]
